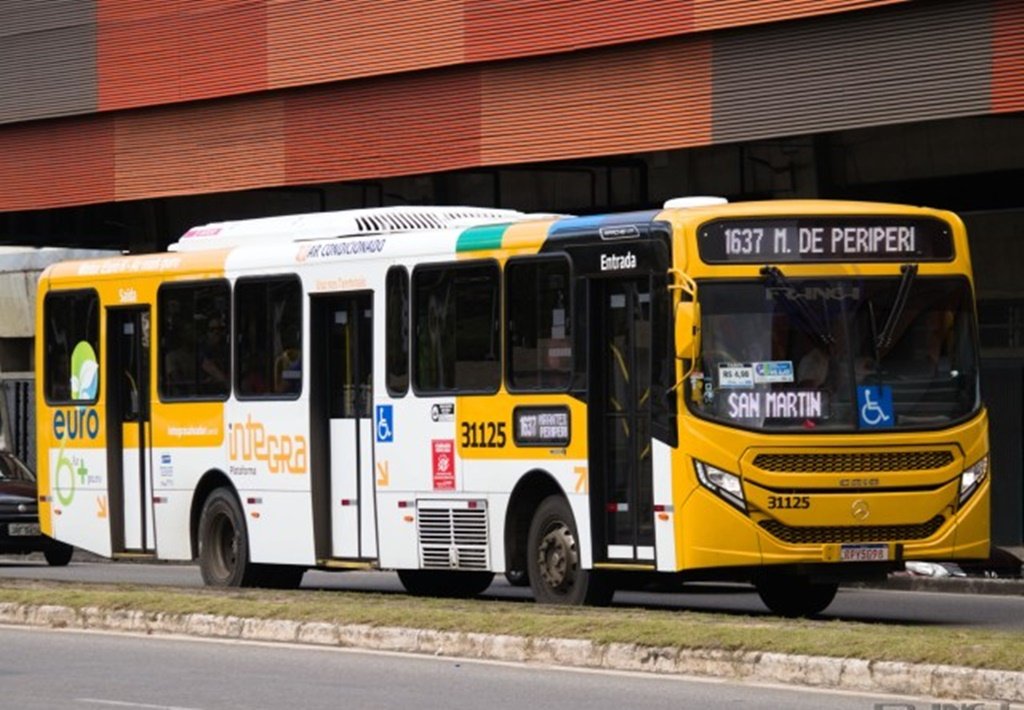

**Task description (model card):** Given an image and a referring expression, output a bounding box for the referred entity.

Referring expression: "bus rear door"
[310,292,378,561]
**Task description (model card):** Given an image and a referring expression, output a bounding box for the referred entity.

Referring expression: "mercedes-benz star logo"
[851,499,870,521]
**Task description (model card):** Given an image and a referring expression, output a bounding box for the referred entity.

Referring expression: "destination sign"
[514,406,570,447]
[698,217,954,263]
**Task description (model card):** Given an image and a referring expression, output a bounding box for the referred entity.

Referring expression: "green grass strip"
[1,579,1021,671]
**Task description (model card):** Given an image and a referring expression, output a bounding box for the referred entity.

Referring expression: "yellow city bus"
[35,198,988,616]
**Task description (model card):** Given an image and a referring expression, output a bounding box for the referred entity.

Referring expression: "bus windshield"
[689,275,980,431]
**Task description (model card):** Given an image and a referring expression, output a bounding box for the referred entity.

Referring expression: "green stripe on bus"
[456,224,507,252]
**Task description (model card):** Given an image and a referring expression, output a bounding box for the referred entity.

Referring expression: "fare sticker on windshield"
[718,364,754,388]
[753,361,794,383]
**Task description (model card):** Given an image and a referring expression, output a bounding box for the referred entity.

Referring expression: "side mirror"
[675,300,701,361]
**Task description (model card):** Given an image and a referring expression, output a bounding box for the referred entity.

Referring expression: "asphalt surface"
[2,557,1023,630]
[0,625,985,710]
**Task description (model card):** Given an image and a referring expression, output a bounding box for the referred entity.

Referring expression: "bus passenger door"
[106,307,154,554]
[588,277,655,564]
[311,292,377,561]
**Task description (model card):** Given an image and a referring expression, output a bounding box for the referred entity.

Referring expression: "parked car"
[0,450,73,566]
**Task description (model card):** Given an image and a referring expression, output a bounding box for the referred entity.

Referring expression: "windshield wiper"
[875,264,918,352]
[761,266,834,349]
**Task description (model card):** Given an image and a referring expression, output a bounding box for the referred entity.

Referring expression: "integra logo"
[766,285,861,302]
[600,251,637,272]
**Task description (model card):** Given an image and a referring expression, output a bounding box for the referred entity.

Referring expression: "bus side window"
[158,280,231,401]
[235,275,302,399]
[413,261,500,394]
[386,266,409,397]
[43,290,100,404]
[505,257,572,392]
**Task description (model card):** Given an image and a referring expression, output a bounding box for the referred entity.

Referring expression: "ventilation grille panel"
[417,501,489,570]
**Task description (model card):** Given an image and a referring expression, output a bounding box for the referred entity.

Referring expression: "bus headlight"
[695,460,746,512]
[958,456,988,507]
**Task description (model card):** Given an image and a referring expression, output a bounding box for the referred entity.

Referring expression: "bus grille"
[417,502,489,570]
[752,451,954,473]
[758,515,945,544]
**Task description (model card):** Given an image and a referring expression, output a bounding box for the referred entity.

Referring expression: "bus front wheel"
[755,572,838,617]
[198,487,254,587]
[527,495,613,606]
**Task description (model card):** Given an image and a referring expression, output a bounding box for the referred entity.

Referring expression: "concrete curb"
[1,602,1021,703]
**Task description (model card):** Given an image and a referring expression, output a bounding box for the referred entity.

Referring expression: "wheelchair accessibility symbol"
[857,385,893,429]
[376,405,394,443]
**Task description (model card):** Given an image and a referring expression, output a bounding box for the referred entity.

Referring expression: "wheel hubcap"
[537,522,579,593]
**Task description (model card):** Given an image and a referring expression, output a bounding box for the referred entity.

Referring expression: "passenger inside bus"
[164,326,195,396]
[274,325,301,394]
[199,318,229,392]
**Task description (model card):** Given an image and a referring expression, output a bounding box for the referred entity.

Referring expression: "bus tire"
[44,543,73,567]
[198,487,255,587]
[527,495,613,606]
[397,570,494,598]
[755,573,838,617]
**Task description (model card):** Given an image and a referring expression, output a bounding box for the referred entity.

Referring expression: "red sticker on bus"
[432,439,455,490]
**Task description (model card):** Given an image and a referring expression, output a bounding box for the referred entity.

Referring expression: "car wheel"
[44,544,73,567]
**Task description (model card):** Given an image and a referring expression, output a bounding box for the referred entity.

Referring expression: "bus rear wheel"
[527,495,613,606]
[755,573,838,617]
[198,487,255,587]
[397,570,494,597]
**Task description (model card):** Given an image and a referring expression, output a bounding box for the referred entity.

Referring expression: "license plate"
[840,543,888,561]
[8,523,40,537]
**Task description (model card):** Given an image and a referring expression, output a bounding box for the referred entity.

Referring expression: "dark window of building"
[413,261,501,394]
[386,266,409,396]
[157,280,231,400]
[506,257,573,391]
[235,276,302,399]
[43,289,100,404]
[978,298,1024,352]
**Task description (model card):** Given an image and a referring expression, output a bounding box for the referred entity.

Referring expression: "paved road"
[0,624,976,710]
[2,556,1024,630]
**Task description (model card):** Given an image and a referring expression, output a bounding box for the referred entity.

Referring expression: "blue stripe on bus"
[546,210,662,239]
